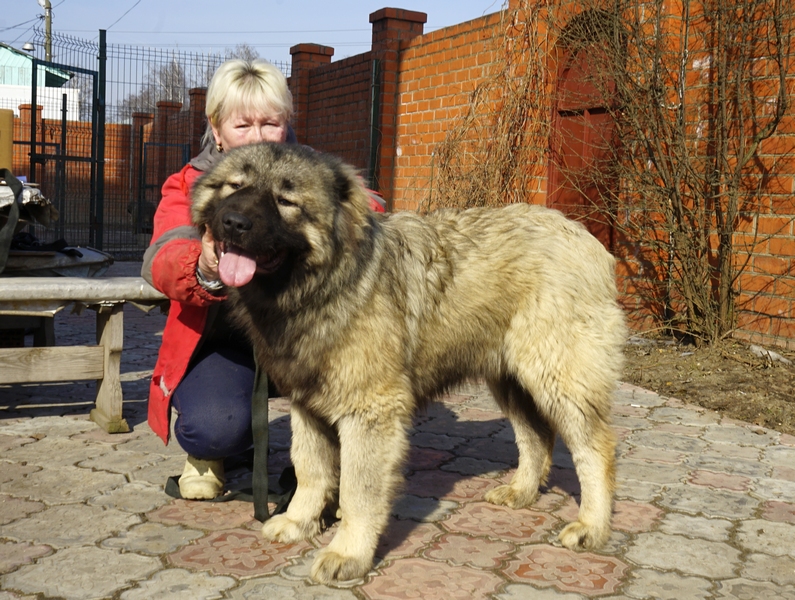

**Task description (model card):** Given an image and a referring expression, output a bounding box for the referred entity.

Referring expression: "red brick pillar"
[289,44,334,144]
[131,112,153,210]
[154,101,182,191]
[189,88,207,158]
[18,104,43,181]
[369,8,426,209]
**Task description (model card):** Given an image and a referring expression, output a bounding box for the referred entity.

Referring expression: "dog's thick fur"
[192,143,626,584]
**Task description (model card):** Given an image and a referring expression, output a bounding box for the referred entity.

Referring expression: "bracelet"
[196,265,225,292]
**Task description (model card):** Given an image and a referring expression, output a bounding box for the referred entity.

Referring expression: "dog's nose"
[222,212,253,234]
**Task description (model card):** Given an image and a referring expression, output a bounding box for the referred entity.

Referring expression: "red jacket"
[143,151,385,444]
[143,164,226,443]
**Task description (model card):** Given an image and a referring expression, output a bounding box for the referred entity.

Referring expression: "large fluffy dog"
[192,143,626,584]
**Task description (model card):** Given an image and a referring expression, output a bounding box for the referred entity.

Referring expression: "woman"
[142,59,296,500]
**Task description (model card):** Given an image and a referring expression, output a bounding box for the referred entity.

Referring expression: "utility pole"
[37,0,52,61]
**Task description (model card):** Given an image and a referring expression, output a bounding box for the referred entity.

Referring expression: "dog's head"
[192,143,374,289]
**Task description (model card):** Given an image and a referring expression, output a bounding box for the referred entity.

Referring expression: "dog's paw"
[310,548,371,584]
[558,520,609,551]
[261,514,320,543]
[484,484,538,509]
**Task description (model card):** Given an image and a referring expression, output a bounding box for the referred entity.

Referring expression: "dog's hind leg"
[519,372,616,550]
[261,403,339,543]
[484,377,555,509]
[311,410,410,584]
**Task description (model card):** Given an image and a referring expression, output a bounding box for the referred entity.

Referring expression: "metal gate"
[26,31,106,250]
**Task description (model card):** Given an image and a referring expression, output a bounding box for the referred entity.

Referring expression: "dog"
[191,142,626,584]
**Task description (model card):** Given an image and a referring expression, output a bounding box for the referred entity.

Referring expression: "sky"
[1,0,505,66]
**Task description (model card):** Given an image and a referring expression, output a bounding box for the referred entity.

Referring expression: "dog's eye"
[277,197,295,207]
[228,182,243,190]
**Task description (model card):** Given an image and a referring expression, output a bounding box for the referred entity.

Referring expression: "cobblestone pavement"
[1,262,795,599]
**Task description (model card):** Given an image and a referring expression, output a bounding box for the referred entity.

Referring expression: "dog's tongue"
[218,248,257,287]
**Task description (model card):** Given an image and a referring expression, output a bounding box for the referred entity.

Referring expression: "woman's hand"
[197,226,220,280]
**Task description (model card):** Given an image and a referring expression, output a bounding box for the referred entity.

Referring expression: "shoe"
[179,456,225,500]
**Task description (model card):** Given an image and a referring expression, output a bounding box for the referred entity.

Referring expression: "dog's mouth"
[217,242,287,287]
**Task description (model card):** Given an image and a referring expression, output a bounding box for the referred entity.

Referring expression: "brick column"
[188,87,207,157]
[131,112,153,217]
[289,44,334,144]
[369,8,426,209]
[153,101,182,191]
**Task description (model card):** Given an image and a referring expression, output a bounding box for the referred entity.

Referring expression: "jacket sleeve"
[141,165,225,306]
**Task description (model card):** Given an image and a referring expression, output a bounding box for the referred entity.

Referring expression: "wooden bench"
[0,277,166,433]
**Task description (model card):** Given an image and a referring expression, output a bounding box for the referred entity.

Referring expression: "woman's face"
[212,107,288,150]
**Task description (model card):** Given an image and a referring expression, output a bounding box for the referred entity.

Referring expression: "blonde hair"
[203,59,293,146]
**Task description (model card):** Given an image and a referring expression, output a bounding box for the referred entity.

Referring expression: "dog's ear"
[332,165,356,204]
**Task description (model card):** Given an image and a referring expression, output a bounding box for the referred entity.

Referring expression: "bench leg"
[90,303,130,433]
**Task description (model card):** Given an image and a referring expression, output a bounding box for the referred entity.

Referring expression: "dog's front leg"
[311,411,409,584]
[261,403,339,543]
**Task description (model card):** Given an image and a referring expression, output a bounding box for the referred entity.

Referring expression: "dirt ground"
[623,335,795,436]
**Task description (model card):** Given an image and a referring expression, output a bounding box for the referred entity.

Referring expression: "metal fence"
[20,26,290,259]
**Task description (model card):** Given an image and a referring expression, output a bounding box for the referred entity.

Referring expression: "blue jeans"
[171,343,255,460]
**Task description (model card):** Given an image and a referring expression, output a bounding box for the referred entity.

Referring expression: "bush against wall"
[430,0,794,346]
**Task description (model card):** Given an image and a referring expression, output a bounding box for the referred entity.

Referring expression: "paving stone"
[702,424,779,447]
[88,480,172,513]
[614,479,662,502]
[440,457,510,477]
[626,532,741,578]
[658,513,733,542]
[227,574,359,599]
[736,519,795,557]
[504,546,628,596]
[423,533,516,568]
[0,465,126,505]
[376,518,441,561]
[741,553,795,586]
[615,383,667,407]
[1,503,139,547]
[496,583,593,599]
[0,496,45,526]
[410,432,465,450]
[0,436,34,453]
[752,477,795,501]
[79,448,165,473]
[622,568,713,600]
[0,463,40,486]
[168,528,312,579]
[657,484,760,519]
[102,521,204,555]
[3,436,111,468]
[405,470,497,502]
[627,429,709,454]
[0,540,51,574]
[440,502,560,544]
[279,548,371,587]
[763,445,795,468]
[1,546,160,600]
[392,494,458,522]
[649,406,720,426]
[762,500,795,524]
[120,567,236,600]
[361,556,505,600]
[616,459,690,485]
[715,578,795,600]
[0,416,95,438]
[0,591,37,600]
[129,453,187,487]
[686,454,771,479]
[456,437,520,466]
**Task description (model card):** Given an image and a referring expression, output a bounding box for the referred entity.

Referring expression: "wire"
[106,0,143,31]
[0,17,40,33]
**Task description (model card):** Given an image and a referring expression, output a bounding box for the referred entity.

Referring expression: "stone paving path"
[1,262,795,599]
